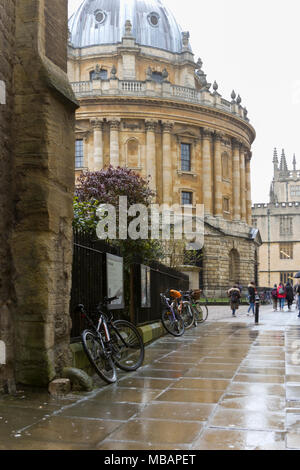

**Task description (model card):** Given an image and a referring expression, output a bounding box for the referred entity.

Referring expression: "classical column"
[202,128,213,216]
[232,139,241,221]
[213,131,223,217]
[109,119,120,167]
[145,120,157,193]
[162,121,174,205]
[245,153,252,225]
[240,146,247,222]
[91,119,103,170]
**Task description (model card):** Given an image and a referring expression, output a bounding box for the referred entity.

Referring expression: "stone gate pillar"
[8,0,78,388]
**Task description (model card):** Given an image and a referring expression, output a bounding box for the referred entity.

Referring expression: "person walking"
[247,281,256,316]
[271,284,278,311]
[286,282,294,311]
[228,285,241,317]
[277,283,286,311]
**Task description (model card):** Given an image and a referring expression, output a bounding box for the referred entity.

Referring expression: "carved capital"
[145,120,158,132]
[214,131,225,142]
[90,118,103,130]
[202,127,214,140]
[232,137,242,149]
[162,121,174,133]
[109,119,121,130]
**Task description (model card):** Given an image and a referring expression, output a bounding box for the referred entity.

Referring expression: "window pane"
[182,191,193,205]
[181,143,191,172]
[75,139,84,168]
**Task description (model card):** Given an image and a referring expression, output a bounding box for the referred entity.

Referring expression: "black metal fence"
[130,262,189,326]
[70,230,189,338]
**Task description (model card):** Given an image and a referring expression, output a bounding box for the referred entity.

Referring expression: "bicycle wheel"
[181,302,195,329]
[81,329,117,384]
[110,320,145,371]
[192,301,208,324]
[161,308,185,337]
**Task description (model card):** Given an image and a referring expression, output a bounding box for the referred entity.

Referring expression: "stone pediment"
[174,127,200,139]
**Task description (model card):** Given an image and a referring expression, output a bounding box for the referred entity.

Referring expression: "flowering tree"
[74,166,163,266]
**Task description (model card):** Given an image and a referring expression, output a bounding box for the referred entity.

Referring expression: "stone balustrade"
[70,78,250,122]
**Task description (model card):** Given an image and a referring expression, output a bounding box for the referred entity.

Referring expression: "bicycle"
[182,289,209,325]
[76,296,145,384]
[160,291,185,337]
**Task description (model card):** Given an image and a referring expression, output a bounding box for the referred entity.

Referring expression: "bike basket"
[192,290,202,300]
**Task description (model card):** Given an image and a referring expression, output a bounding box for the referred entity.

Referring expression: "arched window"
[229,249,240,285]
[222,152,229,180]
[151,71,164,83]
[126,138,140,168]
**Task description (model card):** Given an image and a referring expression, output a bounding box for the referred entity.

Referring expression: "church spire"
[293,153,297,171]
[279,149,288,173]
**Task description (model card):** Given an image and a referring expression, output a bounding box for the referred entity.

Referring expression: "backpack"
[231,291,240,303]
[278,287,285,295]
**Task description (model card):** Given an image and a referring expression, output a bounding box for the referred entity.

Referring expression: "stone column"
[213,131,223,217]
[109,119,120,167]
[202,128,213,216]
[240,146,247,222]
[245,153,252,225]
[162,121,174,205]
[91,119,103,170]
[232,139,241,221]
[145,120,157,194]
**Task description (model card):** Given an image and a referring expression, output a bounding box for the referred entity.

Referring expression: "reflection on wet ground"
[2,304,300,450]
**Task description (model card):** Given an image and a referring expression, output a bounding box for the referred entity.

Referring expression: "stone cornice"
[76,95,256,144]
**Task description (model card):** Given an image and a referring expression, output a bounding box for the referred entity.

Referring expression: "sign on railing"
[0,81,6,105]
[0,341,6,365]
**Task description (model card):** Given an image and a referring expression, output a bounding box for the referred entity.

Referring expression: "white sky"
[68,0,300,203]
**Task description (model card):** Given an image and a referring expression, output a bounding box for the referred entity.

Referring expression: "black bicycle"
[76,297,145,384]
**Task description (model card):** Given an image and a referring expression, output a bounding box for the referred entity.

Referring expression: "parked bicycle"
[160,290,185,337]
[76,296,145,384]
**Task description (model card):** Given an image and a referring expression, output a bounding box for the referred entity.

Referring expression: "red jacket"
[277,285,286,299]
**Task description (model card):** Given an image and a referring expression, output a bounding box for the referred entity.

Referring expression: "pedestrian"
[247,281,256,316]
[228,285,241,317]
[277,283,286,311]
[295,282,300,318]
[285,282,294,311]
[271,284,278,311]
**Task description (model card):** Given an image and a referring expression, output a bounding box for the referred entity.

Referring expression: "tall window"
[75,139,84,168]
[181,191,193,206]
[291,185,300,197]
[223,197,230,214]
[280,272,294,285]
[181,143,191,172]
[279,243,294,260]
[280,216,293,235]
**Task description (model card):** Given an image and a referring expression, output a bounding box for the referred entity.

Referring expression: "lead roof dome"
[69,0,187,53]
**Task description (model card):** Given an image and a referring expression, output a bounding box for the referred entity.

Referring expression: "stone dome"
[69,0,186,53]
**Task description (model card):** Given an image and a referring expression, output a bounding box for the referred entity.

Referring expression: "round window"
[148,12,159,27]
[94,10,106,24]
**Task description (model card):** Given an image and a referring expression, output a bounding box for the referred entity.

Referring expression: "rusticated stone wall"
[0,0,16,393]
[0,0,78,390]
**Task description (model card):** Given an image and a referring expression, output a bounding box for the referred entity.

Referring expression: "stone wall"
[0,0,77,390]
[0,0,16,393]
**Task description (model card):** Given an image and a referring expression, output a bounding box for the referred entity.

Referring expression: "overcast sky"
[68,0,300,203]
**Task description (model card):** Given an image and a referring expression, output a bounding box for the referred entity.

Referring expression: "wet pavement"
[1,303,300,450]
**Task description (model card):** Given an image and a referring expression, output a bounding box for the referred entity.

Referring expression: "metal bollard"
[255,295,260,324]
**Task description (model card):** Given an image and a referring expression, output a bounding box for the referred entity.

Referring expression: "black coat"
[286,285,294,302]
[248,285,256,303]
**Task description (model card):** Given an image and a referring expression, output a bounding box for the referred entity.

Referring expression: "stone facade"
[0,0,77,391]
[253,149,300,287]
[68,0,259,292]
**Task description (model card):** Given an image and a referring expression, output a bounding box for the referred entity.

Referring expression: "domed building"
[68,0,260,294]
